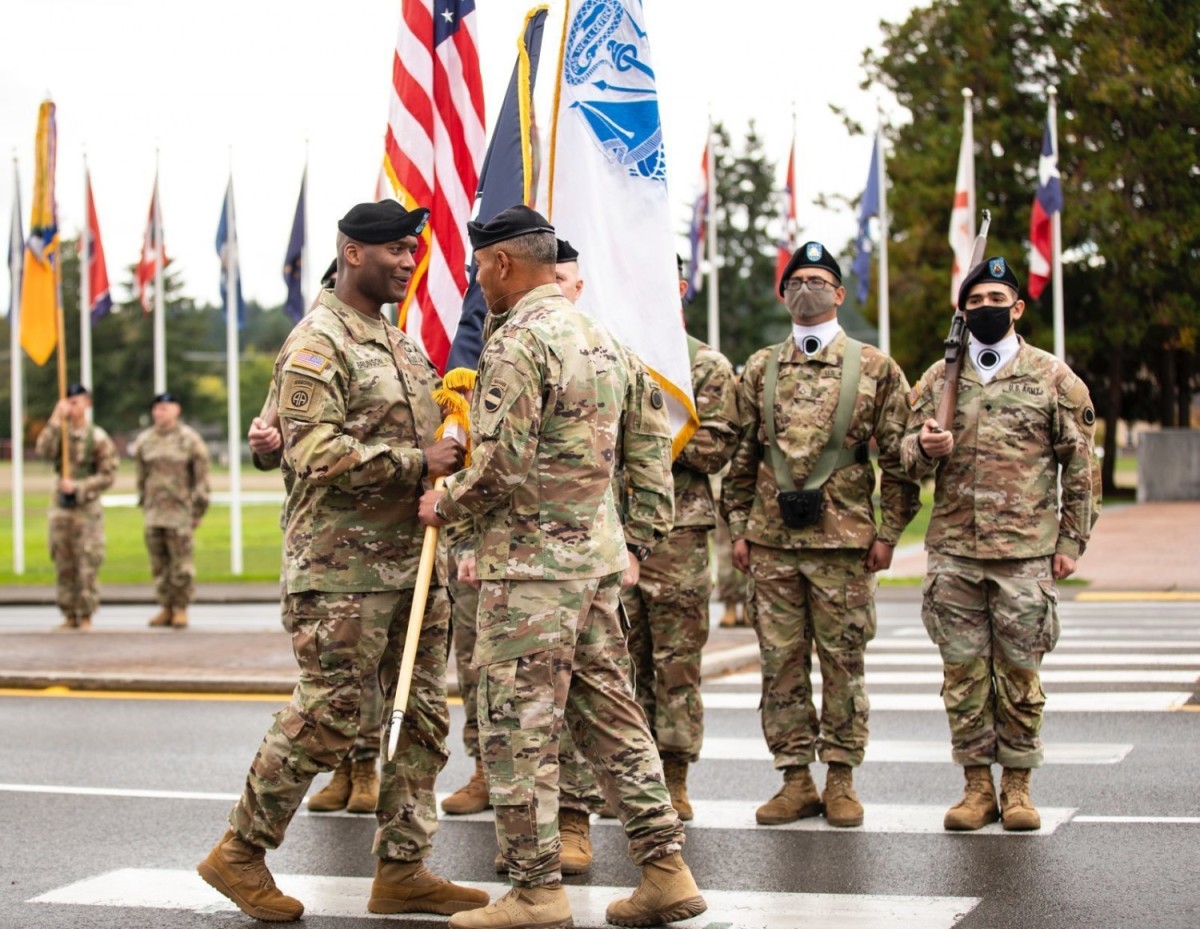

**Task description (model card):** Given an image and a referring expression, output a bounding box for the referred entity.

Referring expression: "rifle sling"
[763,338,864,493]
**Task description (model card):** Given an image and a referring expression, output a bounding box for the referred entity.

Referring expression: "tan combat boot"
[1000,767,1041,831]
[442,758,491,815]
[171,608,189,629]
[76,615,93,630]
[54,615,78,631]
[719,603,739,627]
[944,765,1000,831]
[197,828,304,921]
[822,762,864,827]
[605,851,707,927]
[662,754,693,821]
[559,808,593,875]
[368,859,490,915]
[346,757,380,813]
[147,607,172,627]
[449,884,572,929]
[755,765,822,825]
[307,757,352,812]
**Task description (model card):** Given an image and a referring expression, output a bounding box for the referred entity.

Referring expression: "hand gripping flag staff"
[936,209,991,433]
[386,367,475,760]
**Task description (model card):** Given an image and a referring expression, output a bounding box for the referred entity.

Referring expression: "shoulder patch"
[906,378,926,411]
[281,374,317,414]
[1083,407,1096,426]
[649,387,664,410]
[483,384,506,413]
[288,348,330,375]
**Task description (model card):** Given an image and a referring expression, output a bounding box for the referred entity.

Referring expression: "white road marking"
[701,691,1195,712]
[698,738,1133,765]
[1073,816,1200,825]
[864,640,1200,652]
[0,782,239,801]
[714,670,1199,687]
[30,868,980,928]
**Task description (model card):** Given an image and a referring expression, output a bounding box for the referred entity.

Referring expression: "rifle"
[935,209,991,431]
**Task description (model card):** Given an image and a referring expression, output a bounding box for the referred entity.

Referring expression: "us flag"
[384,0,485,373]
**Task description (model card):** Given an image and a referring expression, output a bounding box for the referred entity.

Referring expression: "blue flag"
[851,133,880,304]
[444,6,548,372]
[216,177,246,328]
[283,169,306,322]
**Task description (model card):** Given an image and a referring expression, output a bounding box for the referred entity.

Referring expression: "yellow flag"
[19,100,59,366]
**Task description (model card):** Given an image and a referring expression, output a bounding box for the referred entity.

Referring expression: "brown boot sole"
[607,895,707,928]
[441,797,492,815]
[755,801,822,826]
[826,811,864,828]
[345,798,378,814]
[367,889,490,916]
[561,856,591,876]
[1002,813,1041,831]
[306,797,349,812]
[944,808,1000,831]
[196,861,304,922]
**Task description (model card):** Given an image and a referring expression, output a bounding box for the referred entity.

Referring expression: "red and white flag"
[81,169,112,322]
[135,174,168,313]
[384,0,485,372]
[1027,113,1062,299]
[775,138,797,301]
[948,92,975,306]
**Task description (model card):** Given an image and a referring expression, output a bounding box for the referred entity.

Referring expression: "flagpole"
[876,113,890,357]
[705,120,719,352]
[1048,87,1064,361]
[10,154,24,574]
[153,152,166,393]
[80,155,92,409]
[224,166,243,576]
[300,151,309,315]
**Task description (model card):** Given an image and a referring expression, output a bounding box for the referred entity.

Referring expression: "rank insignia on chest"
[289,349,330,374]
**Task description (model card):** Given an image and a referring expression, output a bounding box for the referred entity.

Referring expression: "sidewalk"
[2,501,1195,695]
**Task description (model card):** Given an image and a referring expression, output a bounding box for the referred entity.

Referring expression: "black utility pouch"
[777,489,823,528]
[58,491,78,509]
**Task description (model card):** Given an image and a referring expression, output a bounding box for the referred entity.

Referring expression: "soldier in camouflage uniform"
[248,383,383,816]
[419,206,706,929]
[623,263,740,820]
[35,384,118,630]
[722,242,920,828]
[903,255,1099,832]
[132,392,210,629]
[198,201,485,923]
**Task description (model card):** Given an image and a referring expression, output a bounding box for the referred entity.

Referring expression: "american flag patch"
[290,349,329,374]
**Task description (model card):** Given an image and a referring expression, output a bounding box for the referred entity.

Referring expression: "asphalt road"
[1,599,1198,928]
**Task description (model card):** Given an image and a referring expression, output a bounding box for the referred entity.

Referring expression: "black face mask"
[964,304,1014,346]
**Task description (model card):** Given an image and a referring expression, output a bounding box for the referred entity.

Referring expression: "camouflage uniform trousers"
[48,506,105,619]
[747,544,877,768]
[921,552,1060,769]
[623,526,712,761]
[477,572,683,887]
[278,573,383,762]
[145,526,195,609]
[230,585,451,860]
[451,555,604,814]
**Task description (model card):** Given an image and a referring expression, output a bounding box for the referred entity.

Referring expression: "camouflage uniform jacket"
[35,421,118,514]
[901,338,1100,560]
[614,343,674,546]
[274,289,442,594]
[437,283,673,580]
[671,338,739,529]
[133,423,210,530]
[722,330,920,549]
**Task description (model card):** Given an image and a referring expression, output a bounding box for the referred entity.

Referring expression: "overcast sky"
[2,0,918,313]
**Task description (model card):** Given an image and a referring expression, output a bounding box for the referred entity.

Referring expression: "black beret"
[778,241,842,296]
[65,383,89,398]
[319,257,338,288]
[958,255,1020,310]
[556,238,579,263]
[468,205,554,251]
[337,201,430,244]
[151,391,179,408]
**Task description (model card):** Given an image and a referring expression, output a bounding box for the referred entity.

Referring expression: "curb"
[0,642,764,698]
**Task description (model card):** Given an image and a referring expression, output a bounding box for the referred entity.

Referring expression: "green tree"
[686,121,789,369]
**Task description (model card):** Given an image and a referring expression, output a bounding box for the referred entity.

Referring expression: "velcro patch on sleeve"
[906,379,926,410]
[281,374,318,414]
[288,348,330,375]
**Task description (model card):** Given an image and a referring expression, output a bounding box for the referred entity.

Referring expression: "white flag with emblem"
[546,0,697,454]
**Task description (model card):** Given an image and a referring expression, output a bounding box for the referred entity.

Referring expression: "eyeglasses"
[783,277,837,292]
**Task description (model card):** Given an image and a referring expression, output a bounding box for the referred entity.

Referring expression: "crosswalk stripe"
[426,801,1074,836]
[697,738,1132,765]
[714,670,1199,686]
[864,639,1200,652]
[31,868,980,927]
[0,782,239,802]
[701,691,1194,712]
[822,653,1200,668]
